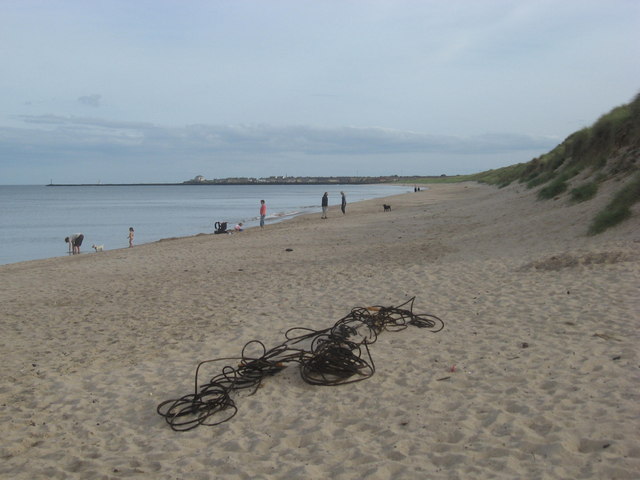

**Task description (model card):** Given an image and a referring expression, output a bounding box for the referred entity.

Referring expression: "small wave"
[269,210,302,219]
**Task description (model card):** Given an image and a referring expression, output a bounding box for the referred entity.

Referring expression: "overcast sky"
[1,0,638,184]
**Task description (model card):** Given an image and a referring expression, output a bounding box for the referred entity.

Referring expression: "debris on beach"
[157,297,444,431]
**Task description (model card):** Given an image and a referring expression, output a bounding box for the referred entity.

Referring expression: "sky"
[1,0,639,184]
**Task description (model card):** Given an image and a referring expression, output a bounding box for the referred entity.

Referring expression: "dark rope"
[157,297,444,431]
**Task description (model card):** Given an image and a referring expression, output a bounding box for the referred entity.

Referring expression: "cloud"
[0,114,560,183]
[7,115,557,157]
[77,94,102,107]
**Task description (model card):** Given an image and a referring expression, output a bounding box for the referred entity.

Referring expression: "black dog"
[383,204,391,212]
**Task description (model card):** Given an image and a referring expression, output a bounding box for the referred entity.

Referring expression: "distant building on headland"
[182,175,404,185]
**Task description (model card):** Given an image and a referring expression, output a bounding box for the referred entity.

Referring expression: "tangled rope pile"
[157,297,444,431]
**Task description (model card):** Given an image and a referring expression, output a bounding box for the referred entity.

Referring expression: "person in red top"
[260,200,267,228]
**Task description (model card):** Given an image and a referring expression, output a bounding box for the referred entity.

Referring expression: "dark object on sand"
[157,297,444,431]
[214,221,228,234]
[383,204,391,212]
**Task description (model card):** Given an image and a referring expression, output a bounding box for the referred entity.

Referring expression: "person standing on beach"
[128,227,135,247]
[321,192,329,219]
[260,200,267,228]
[341,191,347,215]
[65,233,84,254]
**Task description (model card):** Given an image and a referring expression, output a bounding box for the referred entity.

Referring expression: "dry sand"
[1,181,638,479]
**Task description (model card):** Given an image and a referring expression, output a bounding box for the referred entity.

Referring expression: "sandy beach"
[1,181,638,479]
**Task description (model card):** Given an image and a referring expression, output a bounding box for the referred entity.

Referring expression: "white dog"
[92,244,104,252]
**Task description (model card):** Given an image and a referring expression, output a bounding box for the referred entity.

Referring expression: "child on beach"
[260,200,266,228]
[128,227,134,247]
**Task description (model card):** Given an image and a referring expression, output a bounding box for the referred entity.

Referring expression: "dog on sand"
[92,244,104,252]
[383,204,391,212]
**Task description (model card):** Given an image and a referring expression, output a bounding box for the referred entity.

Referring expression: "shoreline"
[1,184,410,267]
[1,182,638,479]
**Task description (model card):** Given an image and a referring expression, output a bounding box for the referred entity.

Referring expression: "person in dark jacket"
[341,191,346,215]
[65,233,84,254]
[321,192,329,219]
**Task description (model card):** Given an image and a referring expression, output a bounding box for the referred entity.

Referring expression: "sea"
[0,184,411,265]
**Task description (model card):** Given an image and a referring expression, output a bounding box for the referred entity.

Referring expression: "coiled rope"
[157,297,443,431]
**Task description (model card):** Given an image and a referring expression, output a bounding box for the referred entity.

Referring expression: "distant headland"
[46,174,453,186]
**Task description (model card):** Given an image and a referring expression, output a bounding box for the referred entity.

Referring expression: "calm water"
[0,184,410,265]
